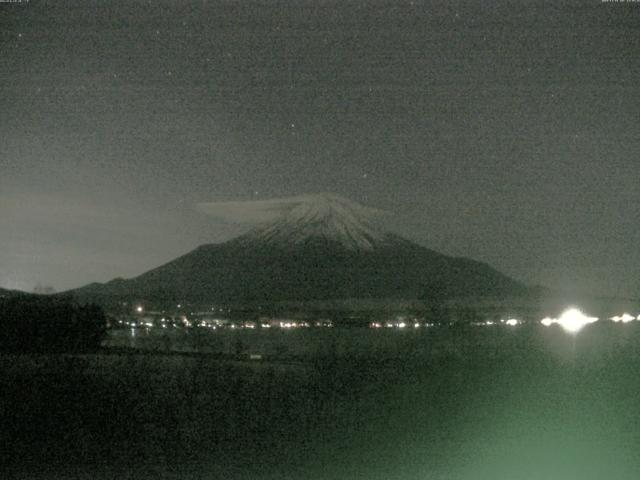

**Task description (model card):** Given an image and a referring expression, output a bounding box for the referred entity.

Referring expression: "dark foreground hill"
[0,287,34,299]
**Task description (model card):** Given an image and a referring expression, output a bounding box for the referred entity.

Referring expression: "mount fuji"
[69,193,527,306]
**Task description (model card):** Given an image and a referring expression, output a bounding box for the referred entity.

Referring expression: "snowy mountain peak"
[237,193,394,250]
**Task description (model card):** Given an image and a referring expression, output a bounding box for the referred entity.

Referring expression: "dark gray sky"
[1,0,639,297]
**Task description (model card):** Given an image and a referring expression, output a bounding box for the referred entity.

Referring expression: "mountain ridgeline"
[70,194,527,306]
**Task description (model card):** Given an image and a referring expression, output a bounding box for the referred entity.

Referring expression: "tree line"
[0,295,106,353]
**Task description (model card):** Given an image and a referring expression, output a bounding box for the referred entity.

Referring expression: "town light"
[556,308,598,334]
[540,317,554,327]
[539,309,598,333]
[610,313,635,323]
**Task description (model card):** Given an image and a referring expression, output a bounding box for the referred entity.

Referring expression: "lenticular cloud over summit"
[197,194,389,250]
[197,193,385,225]
[196,197,305,224]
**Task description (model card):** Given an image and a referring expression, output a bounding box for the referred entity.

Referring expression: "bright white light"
[540,317,554,327]
[539,309,598,332]
[611,313,635,323]
[414,323,420,328]
[397,322,406,328]
[556,308,598,333]
[136,306,143,313]
[505,319,519,326]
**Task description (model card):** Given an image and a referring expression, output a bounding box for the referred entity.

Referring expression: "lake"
[4,322,640,479]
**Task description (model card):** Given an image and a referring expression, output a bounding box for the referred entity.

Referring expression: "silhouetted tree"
[0,296,106,353]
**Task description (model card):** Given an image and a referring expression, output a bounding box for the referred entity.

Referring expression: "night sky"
[1,0,639,297]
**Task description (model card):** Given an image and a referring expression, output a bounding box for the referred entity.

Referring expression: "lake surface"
[105,321,640,363]
[5,323,640,479]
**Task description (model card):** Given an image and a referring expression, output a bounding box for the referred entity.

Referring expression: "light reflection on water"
[105,322,640,364]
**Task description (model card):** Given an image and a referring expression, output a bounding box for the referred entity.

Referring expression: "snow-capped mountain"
[235,193,398,250]
[69,194,527,306]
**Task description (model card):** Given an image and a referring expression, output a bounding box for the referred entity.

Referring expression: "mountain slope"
[70,193,527,305]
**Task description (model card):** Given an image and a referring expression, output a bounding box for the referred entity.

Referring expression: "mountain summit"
[70,194,527,305]
[235,193,395,251]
